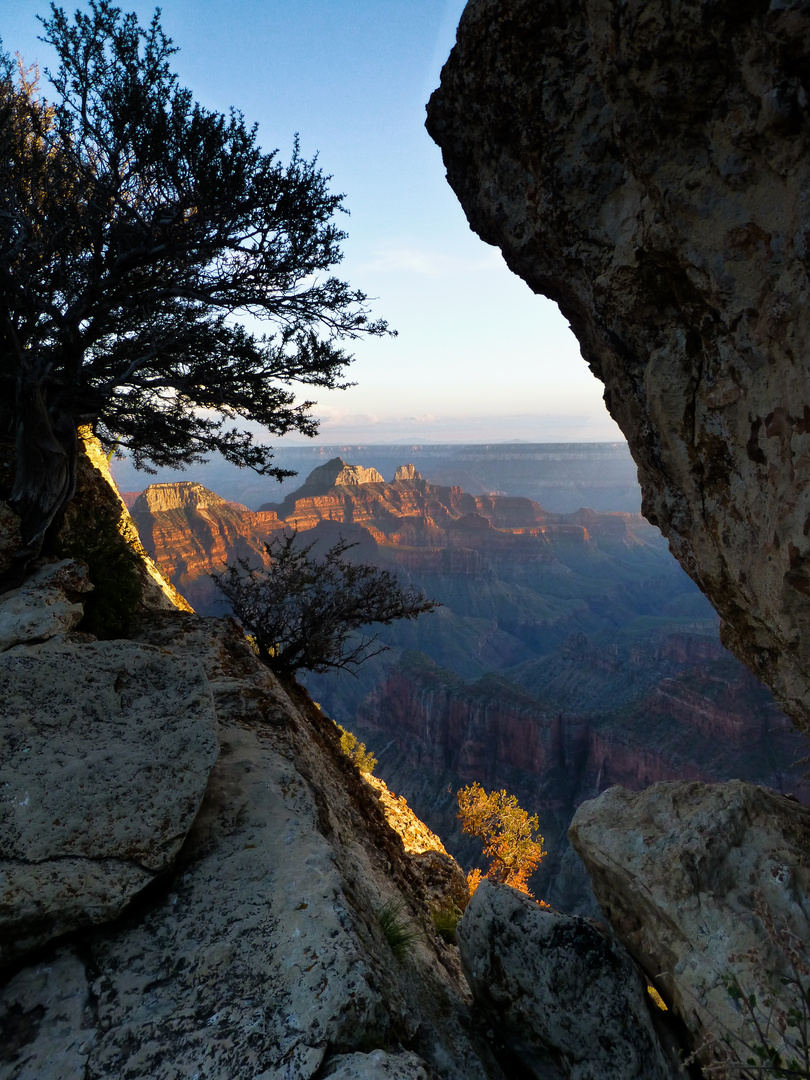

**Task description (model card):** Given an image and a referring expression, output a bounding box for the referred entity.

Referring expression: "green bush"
[377,898,419,961]
[339,726,377,775]
[431,903,461,945]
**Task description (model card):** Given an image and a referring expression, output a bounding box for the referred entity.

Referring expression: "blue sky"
[2,0,623,444]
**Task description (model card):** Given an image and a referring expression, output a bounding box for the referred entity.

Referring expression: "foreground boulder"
[0,559,92,651]
[0,635,218,966]
[456,879,680,1080]
[570,781,810,1072]
[427,0,810,737]
[0,614,506,1080]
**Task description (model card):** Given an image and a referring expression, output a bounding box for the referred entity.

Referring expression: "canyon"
[113,441,642,514]
[129,459,810,912]
[4,0,810,1074]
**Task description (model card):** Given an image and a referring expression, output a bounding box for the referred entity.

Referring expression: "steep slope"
[350,645,810,914]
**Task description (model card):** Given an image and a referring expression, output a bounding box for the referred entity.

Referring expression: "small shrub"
[212,532,438,675]
[339,726,377,774]
[457,781,546,898]
[50,504,142,638]
[466,867,483,898]
[707,970,810,1078]
[377,898,419,961]
[431,903,461,945]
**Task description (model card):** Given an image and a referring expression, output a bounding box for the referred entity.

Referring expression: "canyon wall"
[130,481,285,612]
[351,644,808,912]
[427,0,810,736]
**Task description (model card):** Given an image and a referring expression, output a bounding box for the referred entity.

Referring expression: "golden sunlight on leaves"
[457,781,546,900]
[647,985,668,1011]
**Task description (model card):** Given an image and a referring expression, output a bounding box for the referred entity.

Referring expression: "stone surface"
[457,879,679,1080]
[367,773,470,915]
[131,480,230,513]
[303,457,386,489]
[427,0,810,736]
[321,1050,430,1078]
[0,948,96,1080]
[0,559,92,651]
[569,781,810,1072]
[0,614,506,1080]
[394,465,422,482]
[0,636,218,965]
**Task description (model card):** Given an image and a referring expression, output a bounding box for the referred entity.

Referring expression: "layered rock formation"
[130,480,285,612]
[133,461,665,617]
[427,0,810,736]
[112,442,644,514]
[353,646,809,912]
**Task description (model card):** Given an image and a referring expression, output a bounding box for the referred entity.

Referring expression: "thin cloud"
[361,245,503,278]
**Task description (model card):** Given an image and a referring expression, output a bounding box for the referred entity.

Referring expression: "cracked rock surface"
[570,780,810,1072]
[0,615,505,1080]
[427,0,810,735]
[0,635,217,966]
[457,879,681,1080]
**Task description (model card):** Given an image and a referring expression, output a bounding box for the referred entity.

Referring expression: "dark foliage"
[49,503,142,638]
[213,533,439,675]
[0,2,389,565]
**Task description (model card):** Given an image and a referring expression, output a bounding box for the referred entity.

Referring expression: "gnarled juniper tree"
[0,2,389,578]
[213,533,439,676]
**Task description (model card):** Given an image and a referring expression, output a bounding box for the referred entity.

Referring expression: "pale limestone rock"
[0,637,218,965]
[569,781,810,1072]
[427,0,810,737]
[456,879,679,1080]
[0,559,92,651]
[367,773,469,916]
[131,480,228,514]
[0,615,503,1080]
[304,457,385,489]
[367,774,450,856]
[321,1050,430,1078]
[393,465,422,482]
[71,428,193,613]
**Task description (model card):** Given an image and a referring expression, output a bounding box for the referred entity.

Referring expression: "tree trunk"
[3,371,77,586]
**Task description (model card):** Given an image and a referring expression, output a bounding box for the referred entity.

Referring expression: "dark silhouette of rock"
[457,879,681,1080]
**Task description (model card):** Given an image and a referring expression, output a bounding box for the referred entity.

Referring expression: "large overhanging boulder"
[427,0,810,734]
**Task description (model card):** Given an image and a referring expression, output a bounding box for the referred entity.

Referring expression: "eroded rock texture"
[0,614,506,1080]
[569,781,810,1073]
[427,0,810,733]
[0,635,218,965]
[457,879,681,1080]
